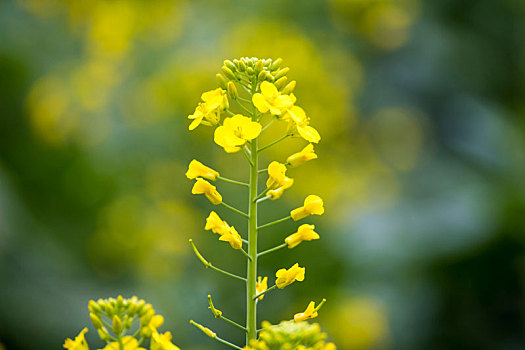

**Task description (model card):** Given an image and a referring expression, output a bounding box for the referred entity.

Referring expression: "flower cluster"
[186,57,332,348]
[63,296,179,350]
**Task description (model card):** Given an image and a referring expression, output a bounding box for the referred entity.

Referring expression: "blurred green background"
[1,0,525,349]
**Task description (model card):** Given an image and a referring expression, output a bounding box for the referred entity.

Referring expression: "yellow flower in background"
[187,103,219,131]
[151,331,180,350]
[287,144,318,167]
[100,336,146,350]
[186,160,220,181]
[285,224,320,248]
[201,88,229,112]
[252,81,296,115]
[290,195,324,221]
[214,114,262,153]
[205,211,230,235]
[283,106,321,143]
[63,328,89,350]
[256,276,268,300]
[267,177,294,200]
[321,343,336,350]
[191,178,222,204]
[275,263,305,289]
[294,301,318,322]
[266,161,293,190]
[218,226,243,250]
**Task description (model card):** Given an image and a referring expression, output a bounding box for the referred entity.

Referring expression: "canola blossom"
[294,301,319,322]
[63,328,89,350]
[185,57,329,348]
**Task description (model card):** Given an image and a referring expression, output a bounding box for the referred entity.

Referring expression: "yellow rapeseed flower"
[267,177,294,200]
[285,224,320,248]
[205,211,230,235]
[287,144,317,167]
[294,301,318,322]
[282,106,321,143]
[141,314,164,338]
[218,226,243,250]
[290,195,324,221]
[266,161,293,190]
[214,114,262,153]
[151,331,180,350]
[191,178,222,204]
[252,81,296,115]
[201,88,229,112]
[187,88,228,130]
[255,276,268,300]
[188,103,218,131]
[185,160,219,181]
[63,328,89,350]
[100,336,146,350]
[275,263,305,289]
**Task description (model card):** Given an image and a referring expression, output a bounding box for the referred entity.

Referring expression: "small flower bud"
[224,60,236,72]
[238,60,246,72]
[263,58,271,66]
[141,309,155,326]
[136,300,146,315]
[246,67,254,75]
[265,73,275,82]
[216,73,228,89]
[105,303,114,316]
[127,302,137,315]
[221,66,236,80]
[274,67,289,80]
[257,70,267,81]
[117,295,124,308]
[270,57,283,71]
[227,81,238,99]
[282,80,296,94]
[141,325,153,338]
[97,327,110,342]
[190,320,216,338]
[90,313,103,329]
[254,60,264,74]
[274,76,288,90]
[124,316,133,330]
[112,315,122,334]
[88,300,100,314]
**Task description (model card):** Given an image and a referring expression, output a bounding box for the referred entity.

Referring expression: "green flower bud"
[117,295,124,308]
[141,326,153,338]
[274,67,290,80]
[127,302,137,315]
[216,74,228,89]
[246,67,254,75]
[141,309,155,326]
[238,60,246,72]
[254,60,264,74]
[136,300,146,316]
[265,73,275,82]
[105,303,114,316]
[90,313,103,329]
[227,82,238,99]
[112,315,122,335]
[97,327,110,342]
[221,66,236,80]
[274,76,288,90]
[123,315,133,330]
[282,80,296,94]
[224,60,236,72]
[270,57,283,71]
[258,70,267,81]
[88,300,100,314]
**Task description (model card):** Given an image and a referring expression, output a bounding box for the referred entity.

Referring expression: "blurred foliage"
[1,0,525,349]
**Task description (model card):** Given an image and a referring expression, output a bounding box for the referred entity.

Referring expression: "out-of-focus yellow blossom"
[252,81,296,115]
[214,114,262,153]
[256,276,268,300]
[202,88,229,111]
[287,144,318,167]
[151,331,180,350]
[275,263,305,289]
[187,103,219,130]
[291,195,324,221]
[141,314,164,338]
[185,160,219,181]
[63,328,89,350]
[205,211,230,235]
[191,178,222,205]
[100,336,146,350]
[283,106,321,143]
[321,343,336,350]
[285,224,320,248]
[267,177,294,200]
[294,301,319,322]
[218,226,243,250]
[266,161,293,190]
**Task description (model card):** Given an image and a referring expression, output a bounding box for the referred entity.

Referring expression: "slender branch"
[220,315,248,332]
[221,202,249,219]
[254,187,269,202]
[235,99,253,115]
[256,195,272,204]
[217,175,249,187]
[241,146,254,166]
[258,167,268,174]
[257,215,292,230]
[253,285,277,300]
[239,247,252,261]
[258,242,287,258]
[261,117,275,133]
[215,336,243,350]
[189,239,246,281]
[258,134,290,152]
[224,109,235,116]
[237,96,252,104]
[242,238,248,244]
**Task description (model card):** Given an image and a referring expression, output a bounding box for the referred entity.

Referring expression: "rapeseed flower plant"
[185,57,331,348]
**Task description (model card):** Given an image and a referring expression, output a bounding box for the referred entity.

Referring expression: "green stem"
[258,167,268,174]
[221,202,249,218]
[257,134,290,152]
[257,242,287,258]
[256,195,272,204]
[241,146,253,166]
[217,175,249,187]
[189,239,246,281]
[219,315,248,332]
[253,285,277,300]
[261,117,275,133]
[215,336,244,350]
[235,99,253,115]
[246,78,259,343]
[208,264,247,282]
[239,247,252,261]
[257,215,292,230]
[254,187,269,202]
